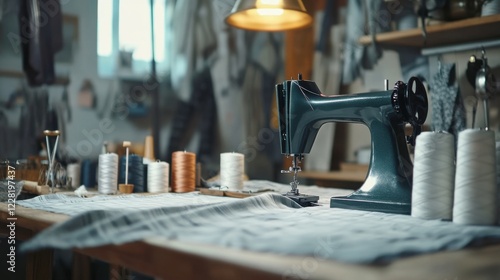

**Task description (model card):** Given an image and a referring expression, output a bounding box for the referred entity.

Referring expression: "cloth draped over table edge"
[18,192,500,264]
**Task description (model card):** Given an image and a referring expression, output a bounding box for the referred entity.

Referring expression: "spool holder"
[43,130,60,193]
[119,141,134,193]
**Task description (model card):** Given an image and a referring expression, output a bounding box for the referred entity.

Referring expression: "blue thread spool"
[81,159,97,188]
[143,163,148,192]
[119,154,145,192]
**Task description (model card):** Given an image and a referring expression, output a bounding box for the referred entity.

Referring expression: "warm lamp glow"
[225,0,312,31]
[256,8,284,16]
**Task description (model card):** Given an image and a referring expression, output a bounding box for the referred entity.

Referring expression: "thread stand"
[43,130,60,193]
[119,141,134,194]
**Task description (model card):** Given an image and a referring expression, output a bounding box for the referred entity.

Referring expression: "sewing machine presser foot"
[281,155,319,207]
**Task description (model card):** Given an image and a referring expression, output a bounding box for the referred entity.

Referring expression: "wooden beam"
[284,1,316,80]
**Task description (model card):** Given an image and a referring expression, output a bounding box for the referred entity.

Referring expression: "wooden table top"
[2,198,500,280]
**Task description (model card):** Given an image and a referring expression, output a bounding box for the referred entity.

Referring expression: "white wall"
[0,0,173,160]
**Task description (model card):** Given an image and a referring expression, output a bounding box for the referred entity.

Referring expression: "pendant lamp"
[225,0,312,31]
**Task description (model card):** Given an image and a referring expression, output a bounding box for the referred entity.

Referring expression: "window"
[97,0,171,77]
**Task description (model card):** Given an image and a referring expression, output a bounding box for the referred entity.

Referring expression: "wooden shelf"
[0,69,69,85]
[358,14,500,49]
[300,170,367,182]
[299,163,368,189]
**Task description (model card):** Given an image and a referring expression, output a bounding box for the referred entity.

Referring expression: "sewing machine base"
[330,193,411,215]
[284,193,319,207]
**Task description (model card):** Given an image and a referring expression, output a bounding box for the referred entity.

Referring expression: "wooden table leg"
[25,249,53,280]
[71,252,92,280]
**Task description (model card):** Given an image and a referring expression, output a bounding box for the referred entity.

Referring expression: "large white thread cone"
[412,131,455,220]
[453,129,497,225]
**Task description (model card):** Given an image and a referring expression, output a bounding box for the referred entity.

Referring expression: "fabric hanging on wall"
[242,32,280,138]
[393,0,429,82]
[306,0,340,172]
[166,67,217,164]
[398,47,429,82]
[19,0,63,86]
[240,32,284,178]
[208,5,246,158]
[170,0,217,102]
[166,0,219,165]
[342,0,384,85]
[429,63,466,138]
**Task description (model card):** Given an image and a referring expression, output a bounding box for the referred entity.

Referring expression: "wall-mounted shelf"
[358,14,500,49]
[0,70,70,85]
[299,163,368,189]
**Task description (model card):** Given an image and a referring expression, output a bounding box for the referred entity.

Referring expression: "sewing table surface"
[1,190,500,280]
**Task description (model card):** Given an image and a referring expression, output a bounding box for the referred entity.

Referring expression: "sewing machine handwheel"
[392,77,428,146]
[405,77,428,126]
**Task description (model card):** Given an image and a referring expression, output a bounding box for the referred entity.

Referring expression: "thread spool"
[171,151,196,193]
[98,153,119,194]
[220,152,245,191]
[66,163,81,189]
[81,159,97,188]
[453,129,497,225]
[147,161,169,193]
[412,131,455,220]
[143,163,149,192]
[119,154,144,193]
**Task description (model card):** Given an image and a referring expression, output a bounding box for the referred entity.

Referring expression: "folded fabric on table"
[16,192,234,216]
[16,180,352,216]
[20,193,500,264]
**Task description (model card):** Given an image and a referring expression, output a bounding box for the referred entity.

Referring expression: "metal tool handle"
[43,130,60,137]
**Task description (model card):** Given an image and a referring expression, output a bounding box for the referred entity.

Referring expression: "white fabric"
[17,192,233,216]
[16,180,351,216]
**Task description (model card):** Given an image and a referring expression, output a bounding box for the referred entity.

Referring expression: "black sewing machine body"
[276,77,428,214]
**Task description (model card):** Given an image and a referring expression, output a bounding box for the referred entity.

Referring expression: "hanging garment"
[170,0,216,102]
[166,67,217,164]
[342,0,384,84]
[19,0,63,86]
[209,13,246,159]
[306,0,342,172]
[393,0,429,82]
[240,32,284,179]
[429,63,466,138]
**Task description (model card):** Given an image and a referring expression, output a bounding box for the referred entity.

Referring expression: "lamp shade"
[225,0,312,31]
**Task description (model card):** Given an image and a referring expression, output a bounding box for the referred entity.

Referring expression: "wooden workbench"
[1,199,500,279]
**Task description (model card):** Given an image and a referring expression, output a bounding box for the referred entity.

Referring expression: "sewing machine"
[276,74,428,214]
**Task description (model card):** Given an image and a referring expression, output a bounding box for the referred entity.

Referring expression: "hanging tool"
[62,83,71,121]
[475,48,496,130]
[467,54,482,128]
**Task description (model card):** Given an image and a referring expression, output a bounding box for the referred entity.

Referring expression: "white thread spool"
[98,153,119,194]
[412,131,455,220]
[220,152,245,191]
[66,163,81,189]
[453,129,497,225]
[147,161,169,193]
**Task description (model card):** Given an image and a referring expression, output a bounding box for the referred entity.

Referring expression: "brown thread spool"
[171,151,196,193]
